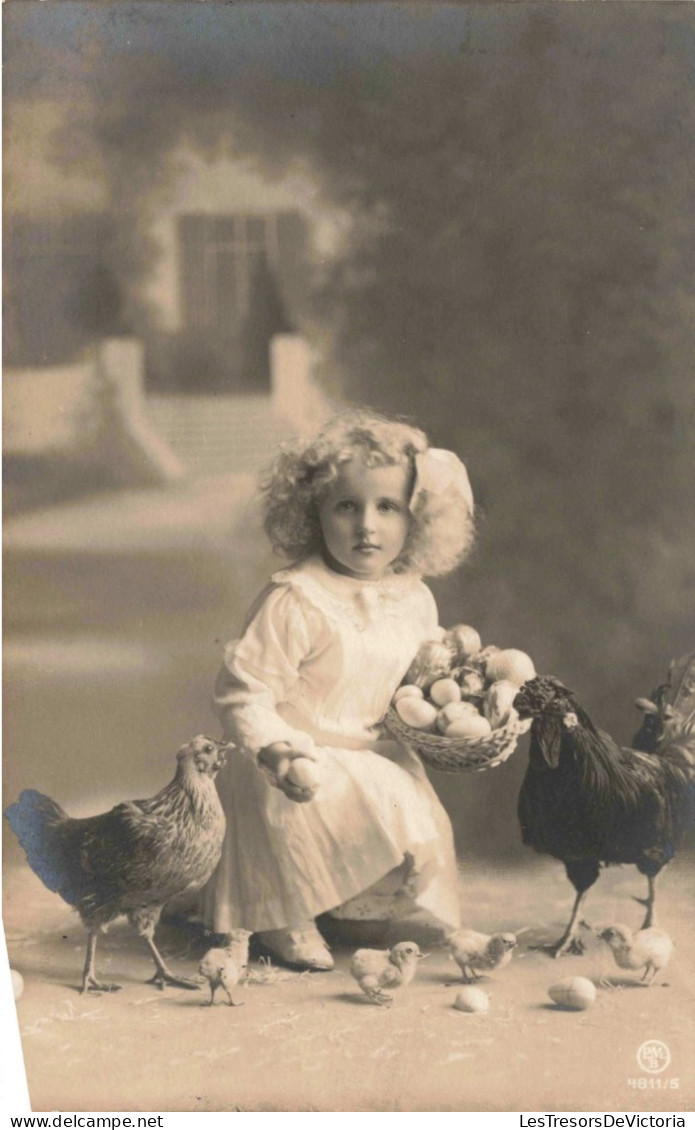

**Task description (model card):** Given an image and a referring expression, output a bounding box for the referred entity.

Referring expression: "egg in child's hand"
[285,759,319,791]
[395,696,439,730]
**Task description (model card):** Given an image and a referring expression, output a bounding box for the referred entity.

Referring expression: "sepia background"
[2,1,695,1112]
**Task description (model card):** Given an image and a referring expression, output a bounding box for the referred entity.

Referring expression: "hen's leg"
[131,908,200,990]
[80,930,122,993]
[550,861,600,957]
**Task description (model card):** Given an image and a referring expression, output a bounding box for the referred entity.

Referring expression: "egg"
[436,700,479,733]
[470,645,500,671]
[484,649,536,687]
[429,678,462,707]
[285,759,319,790]
[11,969,24,1000]
[445,624,482,663]
[483,680,520,729]
[404,641,456,690]
[445,713,492,739]
[393,684,425,703]
[453,986,490,1013]
[395,696,439,731]
[548,977,596,1011]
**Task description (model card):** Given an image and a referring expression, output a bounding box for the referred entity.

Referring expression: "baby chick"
[448,929,518,983]
[349,941,423,1006]
[198,928,252,1006]
[598,925,674,985]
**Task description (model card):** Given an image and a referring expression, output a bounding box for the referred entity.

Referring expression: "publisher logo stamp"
[637,1040,671,1074]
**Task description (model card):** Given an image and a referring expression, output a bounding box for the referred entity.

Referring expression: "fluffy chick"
[598,924,674,985]
[349,941,423,1006]
[198,929,252,1006]
[448,929,518,983]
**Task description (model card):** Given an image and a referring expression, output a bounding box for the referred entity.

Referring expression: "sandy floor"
[3,856,694,1114]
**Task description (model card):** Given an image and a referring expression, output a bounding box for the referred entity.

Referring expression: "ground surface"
[4,857,693,1113]
[4,477,694,1113]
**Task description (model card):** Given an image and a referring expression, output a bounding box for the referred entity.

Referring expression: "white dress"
[201,555,461,934]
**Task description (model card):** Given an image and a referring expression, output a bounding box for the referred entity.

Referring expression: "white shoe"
[256,924,334,971]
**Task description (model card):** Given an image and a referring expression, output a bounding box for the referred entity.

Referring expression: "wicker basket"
[383,705,531,773]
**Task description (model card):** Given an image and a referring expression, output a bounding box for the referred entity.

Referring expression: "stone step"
[146,395,295,475]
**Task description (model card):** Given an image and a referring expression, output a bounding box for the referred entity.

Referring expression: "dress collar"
[271,556,421,627]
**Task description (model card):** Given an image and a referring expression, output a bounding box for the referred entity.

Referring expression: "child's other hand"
[258,743,319,803]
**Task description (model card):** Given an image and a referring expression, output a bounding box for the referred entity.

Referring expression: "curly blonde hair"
[260,409,475,577]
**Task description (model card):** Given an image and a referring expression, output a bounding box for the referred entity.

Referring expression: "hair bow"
[410,448,474,515]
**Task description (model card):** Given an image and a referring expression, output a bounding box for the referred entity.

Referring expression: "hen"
[514,657,695,957]
[349,941,423,1005]
[5,735,228,993]
[448,929,517,983]
[598,924,674,985]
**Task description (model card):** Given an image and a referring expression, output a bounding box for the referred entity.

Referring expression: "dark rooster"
[514,655,695,957]
[5,735,228,993]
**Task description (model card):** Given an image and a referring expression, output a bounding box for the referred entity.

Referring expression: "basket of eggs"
[384,625,535,772]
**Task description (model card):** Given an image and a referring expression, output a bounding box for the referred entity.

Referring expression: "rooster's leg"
[80,930,122,994]
[633,875,657,929]
[550,889,591,957]
[546,860,600,957]
[131,908,200,990]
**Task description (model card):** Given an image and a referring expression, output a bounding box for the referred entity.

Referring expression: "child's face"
[318,455,412,580]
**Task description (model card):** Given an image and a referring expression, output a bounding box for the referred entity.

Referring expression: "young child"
[201,410,476,970]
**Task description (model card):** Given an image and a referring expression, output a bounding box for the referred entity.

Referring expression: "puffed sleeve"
[418,581,441,640]
[212,583,320,759]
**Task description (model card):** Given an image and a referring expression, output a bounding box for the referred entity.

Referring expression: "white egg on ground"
[11,969,24,1000]
[453,986,490,1013]
[548,977,596,1010]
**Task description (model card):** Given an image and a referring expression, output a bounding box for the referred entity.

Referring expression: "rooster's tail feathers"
[660,710,695,770]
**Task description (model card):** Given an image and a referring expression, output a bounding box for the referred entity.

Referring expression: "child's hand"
[258,743,319,803]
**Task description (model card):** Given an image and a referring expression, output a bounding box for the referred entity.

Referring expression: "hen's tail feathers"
[4,789,78,904]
